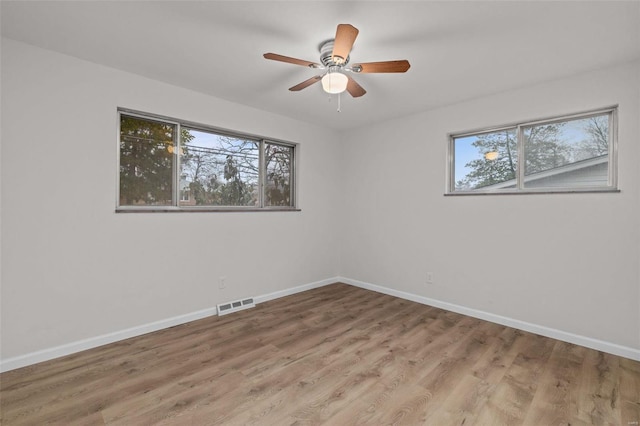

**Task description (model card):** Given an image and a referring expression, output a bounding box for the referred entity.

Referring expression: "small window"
[118,110,297,211]
[448,107,617,194]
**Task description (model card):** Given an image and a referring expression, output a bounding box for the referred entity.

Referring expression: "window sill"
[444,188,620,196]
[116,207,301,213]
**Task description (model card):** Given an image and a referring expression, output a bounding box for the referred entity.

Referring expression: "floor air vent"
[217,298,255,316]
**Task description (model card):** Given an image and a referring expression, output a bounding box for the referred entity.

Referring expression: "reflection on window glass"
[523,115,609,188]
[119,115,175,206]
[265,143,293,207]
[180,129,259,207]
[453,129,517,190]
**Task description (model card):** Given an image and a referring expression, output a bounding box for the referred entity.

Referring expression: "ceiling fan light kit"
[321,68,348,94]
[264,23,410,103]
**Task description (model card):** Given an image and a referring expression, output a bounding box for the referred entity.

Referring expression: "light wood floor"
[1,283,639,425]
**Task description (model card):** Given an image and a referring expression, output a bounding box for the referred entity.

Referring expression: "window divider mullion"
[447,136,455,193]
[116,111,122,208]
[608,110,617,188]
[173,123,180,206]
[259,140,265,208]
[291,144,296,207]
[517,125,525,190]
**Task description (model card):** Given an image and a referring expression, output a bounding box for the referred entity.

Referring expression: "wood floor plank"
[415,320,503,422]
[375,314,482,391]
[621,357,640,426]
[220,303,425,424]
[521,341,588,426]
[2,282,639,425]
[471,327,527,384]
[573,348,621,425]
[421,374,494,425]
[472,332,556,425]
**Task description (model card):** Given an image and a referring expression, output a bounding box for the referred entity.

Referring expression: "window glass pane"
[523,114,609,188]
[265,143,293,207]
[180,129,259,206]
[453,129,517,191]
[119,115,174,206]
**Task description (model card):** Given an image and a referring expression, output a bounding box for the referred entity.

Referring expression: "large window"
[448,107,617,194]
[118,110,296,211]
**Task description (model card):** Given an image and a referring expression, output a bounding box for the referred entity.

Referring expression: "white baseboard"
[338,276,640,361]
[0,277,339,373]
[253,277,338,304]
[0,306,218,373]
[3,275,638,372]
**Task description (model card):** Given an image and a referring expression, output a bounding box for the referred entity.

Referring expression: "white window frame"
[446,106,619,195]
[117,109,298,212]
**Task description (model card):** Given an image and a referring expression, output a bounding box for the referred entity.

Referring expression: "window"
[448,107,617,194]
[118,110,296,211]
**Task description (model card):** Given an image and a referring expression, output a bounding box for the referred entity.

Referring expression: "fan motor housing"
[319,40,350,67]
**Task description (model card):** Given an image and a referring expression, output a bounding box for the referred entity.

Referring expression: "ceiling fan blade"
[332,24,359,64]
[263,53,321,68]
[346,75,366,98]
[352,60,411,73]
[289,76,322,91]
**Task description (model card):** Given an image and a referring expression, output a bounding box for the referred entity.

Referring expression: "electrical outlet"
[219,276,226,289]
[426,272,433,284]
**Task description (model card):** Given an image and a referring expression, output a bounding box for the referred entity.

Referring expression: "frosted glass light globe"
[321,72,348,94]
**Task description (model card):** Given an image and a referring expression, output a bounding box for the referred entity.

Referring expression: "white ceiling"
[2,1,639,130]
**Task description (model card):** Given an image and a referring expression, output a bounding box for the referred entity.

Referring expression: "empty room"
[1,1,640,424]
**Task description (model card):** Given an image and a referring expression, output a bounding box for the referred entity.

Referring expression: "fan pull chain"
[327,93,342,113]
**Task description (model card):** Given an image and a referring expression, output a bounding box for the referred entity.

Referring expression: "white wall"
[2,36,639,367]
[340,60,640,350]
[0,39,341,360]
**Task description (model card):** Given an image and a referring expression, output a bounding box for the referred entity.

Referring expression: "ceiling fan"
[264,24,410,98]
